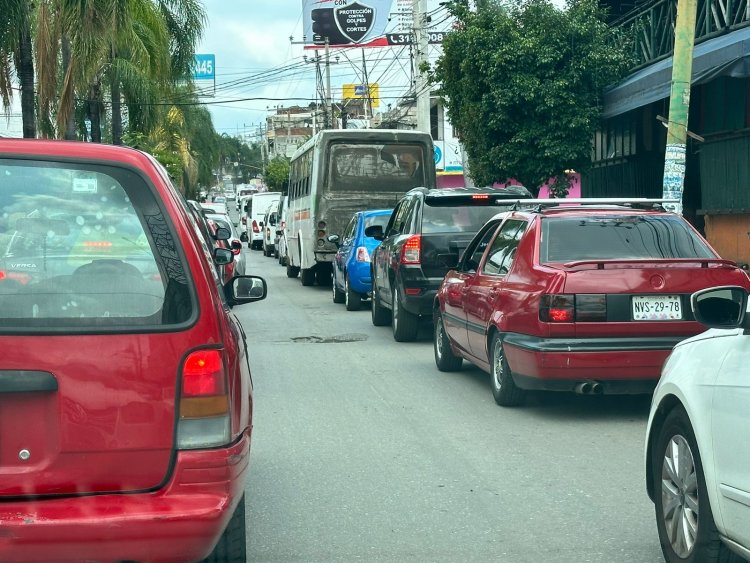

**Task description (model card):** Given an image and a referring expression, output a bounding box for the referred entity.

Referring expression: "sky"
[196,0,446,141]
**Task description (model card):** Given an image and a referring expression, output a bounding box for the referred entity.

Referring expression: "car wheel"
[345,275,362,311]
[286,264,299,278]
[489,334,525,406]
[202,495,246,562]
[332,273,345,304]
[371,286,391,326]
[301,268,315,286]
[392,287,418,342]
[434,311,462,371]
[652,407,730,563]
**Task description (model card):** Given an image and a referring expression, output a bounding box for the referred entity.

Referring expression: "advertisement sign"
[193,54,215,80]
[303,0,394,47]
[342,83,380,108]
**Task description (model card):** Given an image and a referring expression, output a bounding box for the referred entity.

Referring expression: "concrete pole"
[414,0,431,134]
[662,0,698,215]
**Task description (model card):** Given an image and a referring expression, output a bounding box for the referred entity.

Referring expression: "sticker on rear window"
[73,176,98,194]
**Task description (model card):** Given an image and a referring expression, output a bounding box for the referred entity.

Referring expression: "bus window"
[328,143,426,192]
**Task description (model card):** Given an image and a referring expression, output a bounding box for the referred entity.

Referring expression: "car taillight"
[252,220,260,233]
[575,294,607,322]
[266,227,271,237]
[356,246,370,263]
[401,235,421,265]
[177,349,230,449]
[539,294,607,322]
[540,294,575,322]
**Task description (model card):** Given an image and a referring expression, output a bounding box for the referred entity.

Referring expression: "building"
[587,0,750,265]
[265,106,317,159]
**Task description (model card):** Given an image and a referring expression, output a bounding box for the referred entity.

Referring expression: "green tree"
[0,0,36,138]
[434,0,633,194]
[264,157,290,194]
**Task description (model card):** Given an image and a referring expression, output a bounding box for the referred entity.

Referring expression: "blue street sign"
[193,54,215,80]
[354,85,366,96]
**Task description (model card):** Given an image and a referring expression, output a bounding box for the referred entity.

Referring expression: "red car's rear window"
[540,214,715,262]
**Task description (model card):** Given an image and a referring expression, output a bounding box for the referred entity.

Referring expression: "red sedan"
[433,200,750,406]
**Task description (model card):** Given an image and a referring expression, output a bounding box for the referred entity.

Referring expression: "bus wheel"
[286,264,299,278]
[301,268,315,286]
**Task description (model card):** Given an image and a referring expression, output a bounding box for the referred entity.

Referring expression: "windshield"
[328,142,427,192]
[540,215,716,262]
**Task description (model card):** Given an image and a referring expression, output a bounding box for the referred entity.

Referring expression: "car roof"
[408,185,533,200]
[0,138,158,169]
[484,199,681,224]
[361,209,392,217]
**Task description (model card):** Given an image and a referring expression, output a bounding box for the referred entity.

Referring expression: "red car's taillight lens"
[177,349,230,449]
[252,220,260,233]
[539,294,575,322]
[401,235,421,265]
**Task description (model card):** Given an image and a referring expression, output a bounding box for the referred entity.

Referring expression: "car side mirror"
[213,247,234,265]
[691,286,749,329]
[213,227,231,241]
[364,225,384,241]
[327,234,340,246]
[224,275,267,305]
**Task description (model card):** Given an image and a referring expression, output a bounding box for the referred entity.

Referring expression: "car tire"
[489,334,525,406]
[301,268,315,286]
[652,407,731,563]
[345,275,362,311]
[286,264,300,278]
[392,287,418,342]
[371,286,391,326]
[332,274,345,304]
[202,495,246,562]
[434,311,462,371]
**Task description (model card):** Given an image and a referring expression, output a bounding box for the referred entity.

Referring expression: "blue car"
[332,209,392,311]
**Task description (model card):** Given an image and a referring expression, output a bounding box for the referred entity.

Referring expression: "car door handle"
[0,371,58,393]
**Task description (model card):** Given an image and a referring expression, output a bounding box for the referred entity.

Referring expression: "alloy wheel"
[435,317,445,360]
[660,434,699,558]
[492,340,504,391]
[392,291,399,331]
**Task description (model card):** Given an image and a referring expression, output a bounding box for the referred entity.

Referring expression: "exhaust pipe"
[574,381,593,395]
[590,382,603,395]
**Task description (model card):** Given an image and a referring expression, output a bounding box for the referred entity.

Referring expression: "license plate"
[632,295,683,321]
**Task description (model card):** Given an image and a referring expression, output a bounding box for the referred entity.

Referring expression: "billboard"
[342,83,380,108]
[193,54,215,80]
[302,0,394,48]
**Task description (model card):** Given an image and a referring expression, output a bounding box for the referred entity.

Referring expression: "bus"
[286,129,436,286]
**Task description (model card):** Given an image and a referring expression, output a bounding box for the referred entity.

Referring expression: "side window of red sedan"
[483,220,527,276]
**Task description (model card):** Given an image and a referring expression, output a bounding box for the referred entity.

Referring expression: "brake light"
[356,246,370,262]
[177,349,230,449]
[0,271,4,281]
[472,194,490,200]
[540,295,575,323]
[252,220,260,233]
[401,235,421,265]
[83,241,113,247]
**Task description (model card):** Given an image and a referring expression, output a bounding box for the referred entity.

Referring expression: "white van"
[276,196,289,265]
[245,192,281,250]
[262,201,280,257]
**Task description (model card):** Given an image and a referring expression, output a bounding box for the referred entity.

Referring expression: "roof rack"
[504,198,680,212]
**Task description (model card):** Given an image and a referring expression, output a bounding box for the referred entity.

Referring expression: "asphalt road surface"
[232,243,664,563]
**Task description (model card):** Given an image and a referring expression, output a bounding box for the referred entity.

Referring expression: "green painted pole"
[662,0,699,215]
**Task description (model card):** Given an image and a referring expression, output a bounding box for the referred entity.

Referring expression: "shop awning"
[602,26,750,119]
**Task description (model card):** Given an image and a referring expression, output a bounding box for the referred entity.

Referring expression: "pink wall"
[438,173,581,197]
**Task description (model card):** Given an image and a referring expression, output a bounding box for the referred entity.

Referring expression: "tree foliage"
[264,157,290,193]
[434,0,633,193]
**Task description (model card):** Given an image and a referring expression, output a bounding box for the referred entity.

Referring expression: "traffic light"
[311,8,348,45]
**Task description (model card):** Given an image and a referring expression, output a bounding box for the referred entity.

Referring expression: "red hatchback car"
[434,199,750,406]
[0,140,266,561]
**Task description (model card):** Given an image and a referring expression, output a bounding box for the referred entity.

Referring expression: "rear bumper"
[503,333,685,393]
[399,273,442,317]
[0,431,251,563]
[348,262,373,294]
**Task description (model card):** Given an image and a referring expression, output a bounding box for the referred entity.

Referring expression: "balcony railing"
[612,0,750,68]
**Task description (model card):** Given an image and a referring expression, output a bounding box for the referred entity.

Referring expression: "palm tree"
[0,0,36,138]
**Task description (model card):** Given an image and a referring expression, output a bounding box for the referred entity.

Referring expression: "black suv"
[366,186,532,341]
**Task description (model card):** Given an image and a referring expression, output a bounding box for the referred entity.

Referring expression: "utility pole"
[325,37,333,129]
[362,49,371,120]
[662,0,698,215]
[413,0,430,134]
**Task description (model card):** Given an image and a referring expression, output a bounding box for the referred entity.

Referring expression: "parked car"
[204,212,246,281]
[200,201,226,215]
[262,201,280,257]
[0,139,266,561]
[331,209,392,311]
[433,199,750,406]
[367,186,532,342]
[645,285,750,563]
[245,191,281,250]
[275,196,288,263]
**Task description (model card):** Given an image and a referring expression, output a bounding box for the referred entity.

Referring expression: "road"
[231,242,664,562]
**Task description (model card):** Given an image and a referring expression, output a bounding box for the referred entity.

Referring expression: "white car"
[645,285,750,563]
[262,201,279,258]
